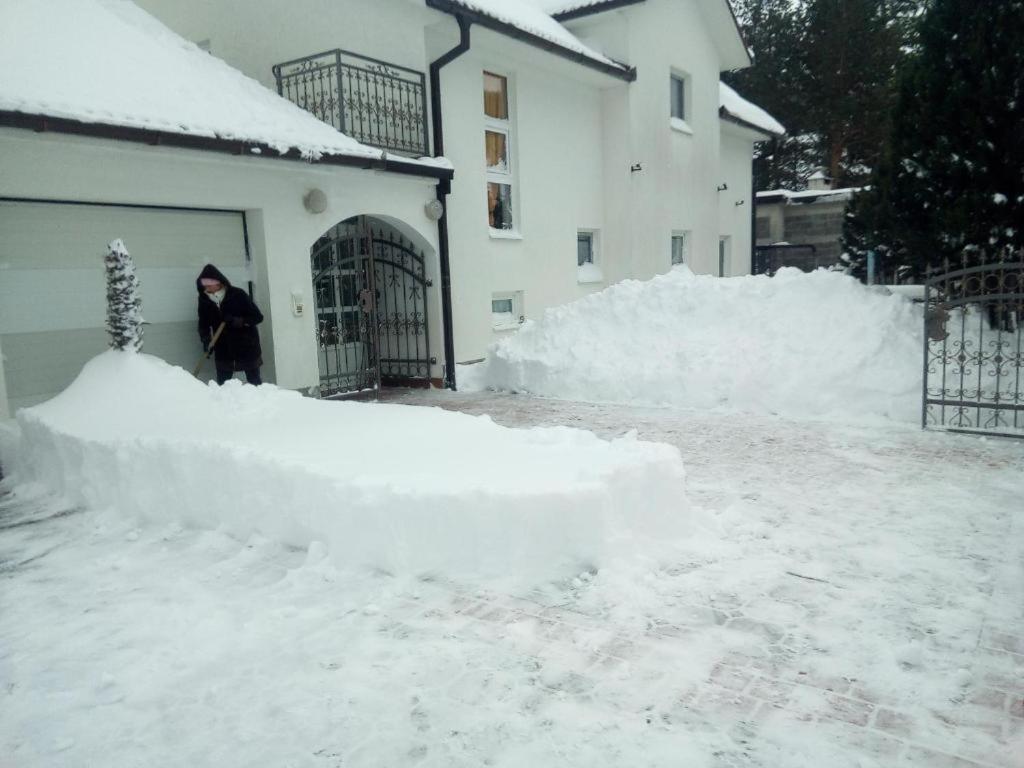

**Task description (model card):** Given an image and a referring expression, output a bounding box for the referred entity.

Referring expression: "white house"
[0,0,782,417]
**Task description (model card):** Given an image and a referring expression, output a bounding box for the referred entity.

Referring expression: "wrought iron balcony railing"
[272,49,429,157]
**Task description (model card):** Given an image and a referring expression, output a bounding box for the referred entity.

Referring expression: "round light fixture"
[303,189,328,214]
[424,199,444,221]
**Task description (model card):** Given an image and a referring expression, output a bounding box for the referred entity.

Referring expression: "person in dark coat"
[196,264,264,385]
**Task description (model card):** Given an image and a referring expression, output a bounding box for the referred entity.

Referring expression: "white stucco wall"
[718,126,759,276]
[619,0,726,279]
[0,129,442,408]
[429,26,615,364]
[132,0,435,94]
[430,0,745,363]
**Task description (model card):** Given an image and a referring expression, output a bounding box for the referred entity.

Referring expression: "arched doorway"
[311,216,432,397]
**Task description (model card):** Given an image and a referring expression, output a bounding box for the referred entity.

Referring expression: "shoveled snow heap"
[472,268,923,422]
[7,352,695,583]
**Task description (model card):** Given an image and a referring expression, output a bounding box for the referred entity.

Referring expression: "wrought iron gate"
[923,258,1024,437]
[312,217,432,397]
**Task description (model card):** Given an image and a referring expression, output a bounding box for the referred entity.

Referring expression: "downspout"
[750,156,757,273]
[429,13,472,390]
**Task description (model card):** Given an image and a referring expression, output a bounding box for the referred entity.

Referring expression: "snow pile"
[7,352,696,582]
[473,268,924,422]
[0,0,440,166]
[719,82,786,136]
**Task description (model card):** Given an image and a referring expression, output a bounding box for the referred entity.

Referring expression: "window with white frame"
[670,72,687,121]
[491,292,523,329]
[484,72,515,231]
[719,236,732,276]
[671,231,690,266]
[577,230,603,284]
[577,231,594,266]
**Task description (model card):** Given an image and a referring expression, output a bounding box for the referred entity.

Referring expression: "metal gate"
[311,217,432,397]
[923,258,1024,437]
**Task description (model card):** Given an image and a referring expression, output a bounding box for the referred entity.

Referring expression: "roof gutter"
[718,107,782,141]
[551,0,646,22]
[428,12,473,390]
[425,0,636,82]
[0,110,454,180]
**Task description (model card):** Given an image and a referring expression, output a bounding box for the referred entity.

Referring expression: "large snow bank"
[7,352,695,582]
[472,268,923,422]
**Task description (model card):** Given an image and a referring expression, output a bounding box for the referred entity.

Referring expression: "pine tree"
[725,0,814,190]
[104,239,144,352]
[727,0,924,191]
[801,0,908,188]
[845,0,1024,277]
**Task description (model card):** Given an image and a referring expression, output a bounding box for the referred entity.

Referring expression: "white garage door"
[0,199,250,414]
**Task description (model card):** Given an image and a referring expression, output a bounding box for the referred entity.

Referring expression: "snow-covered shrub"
[104,239,143,352]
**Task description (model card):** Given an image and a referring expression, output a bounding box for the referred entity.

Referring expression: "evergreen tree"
[727,0,926,190]
[104,239,144,352]
[845,0,1024,277]
[725,0,815,190]
[802,0,907,188]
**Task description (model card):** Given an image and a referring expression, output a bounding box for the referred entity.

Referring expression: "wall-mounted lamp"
[303,188,328,214]
[630,163,643,173]
[717,183,729,192]
[424,199,445,221]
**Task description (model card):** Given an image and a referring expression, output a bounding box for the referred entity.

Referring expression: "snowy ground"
[2,389,1023,767]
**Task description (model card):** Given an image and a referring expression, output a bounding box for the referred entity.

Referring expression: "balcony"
[273,49,430,157]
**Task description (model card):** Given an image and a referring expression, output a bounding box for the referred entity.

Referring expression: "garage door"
[0,199,250,415]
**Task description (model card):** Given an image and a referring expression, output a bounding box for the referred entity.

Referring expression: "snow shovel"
[192,322,226,377]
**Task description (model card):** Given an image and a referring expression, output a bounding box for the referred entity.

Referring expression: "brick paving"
[385,389,1024,768]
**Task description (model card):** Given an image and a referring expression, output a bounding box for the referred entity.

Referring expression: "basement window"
[491,292,523,330]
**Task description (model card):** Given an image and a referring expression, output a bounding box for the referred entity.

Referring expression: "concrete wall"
[0,129,441,415]
[756,197,850,267]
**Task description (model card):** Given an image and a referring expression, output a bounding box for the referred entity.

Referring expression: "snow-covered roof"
[485,1,748,72]
[0,0,449,173]
[534,0,626,16]
[719,82,785,137]
[428,0,633,78]
[757,187,861,203]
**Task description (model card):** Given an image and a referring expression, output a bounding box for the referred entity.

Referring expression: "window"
[484,72,515,231]
[671,232,690,266]
[491,292,523,330]
[577,230,603,284]
[577,231,594,266]
[670,73,686,120]
[719,236,731,276]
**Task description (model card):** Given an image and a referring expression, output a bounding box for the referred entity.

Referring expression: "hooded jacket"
[196,264,263,371]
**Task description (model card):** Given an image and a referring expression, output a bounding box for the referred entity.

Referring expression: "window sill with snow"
[669,117,694,135]
[577,263,604,284]
[489,228,523,241]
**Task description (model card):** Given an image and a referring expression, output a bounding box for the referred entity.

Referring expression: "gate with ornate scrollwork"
[923,259,1024,437]
[311,217,432,397]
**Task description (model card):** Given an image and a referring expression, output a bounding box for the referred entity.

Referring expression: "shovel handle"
[192,321,227,377]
